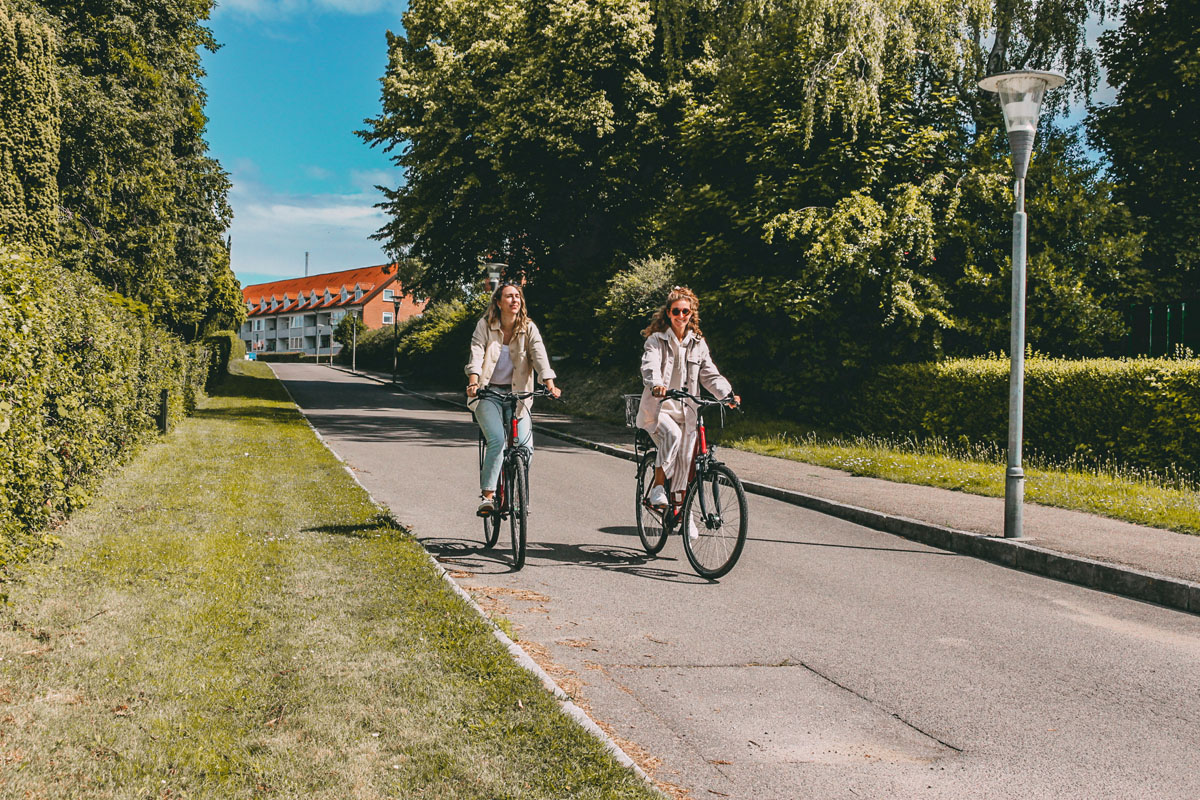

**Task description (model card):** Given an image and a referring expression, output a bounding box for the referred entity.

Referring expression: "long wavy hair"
[484,282,530,332]
[641,286,703,338]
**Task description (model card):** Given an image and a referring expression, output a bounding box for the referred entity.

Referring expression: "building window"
[383,288,395,301]
[289,337,304,350]
[291,316,303,329]
[252,319,263,331]
[382,312,394,325]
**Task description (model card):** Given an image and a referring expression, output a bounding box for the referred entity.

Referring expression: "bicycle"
[474,385,554,570]
[627,388,749,579]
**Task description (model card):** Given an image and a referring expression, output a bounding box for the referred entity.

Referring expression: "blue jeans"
[474,395,532,493]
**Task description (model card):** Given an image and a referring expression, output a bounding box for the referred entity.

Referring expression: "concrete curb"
[278,366,666,796]
[349,368,1200,617]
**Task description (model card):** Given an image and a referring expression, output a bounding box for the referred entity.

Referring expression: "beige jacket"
[636,331,733,435]
[465,316,556,416]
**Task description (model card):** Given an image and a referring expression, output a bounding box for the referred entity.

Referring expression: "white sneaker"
[687,515,700,542]
[647,484,668,508]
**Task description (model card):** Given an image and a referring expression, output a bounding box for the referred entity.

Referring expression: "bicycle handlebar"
[662,388,740,409]
[475,385,558,402]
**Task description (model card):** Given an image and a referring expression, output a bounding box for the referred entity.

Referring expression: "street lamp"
[482,261,506,291]
[978,69,1065,539]
[351,308,358,373]
[391,293,402,384]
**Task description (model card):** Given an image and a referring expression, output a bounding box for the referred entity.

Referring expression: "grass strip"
[550,365,1200,536]
[0,361,657,800]
[729,429,1200,535]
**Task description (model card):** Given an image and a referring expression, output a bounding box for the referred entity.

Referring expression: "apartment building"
[239,264,424,356]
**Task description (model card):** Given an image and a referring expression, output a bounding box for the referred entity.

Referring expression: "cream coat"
[465,316,556,417]
[637,331,733,484]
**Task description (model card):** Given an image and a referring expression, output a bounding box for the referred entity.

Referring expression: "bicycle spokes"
[682,465,748,579]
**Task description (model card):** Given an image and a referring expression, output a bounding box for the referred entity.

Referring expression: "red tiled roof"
[242,265,395,315]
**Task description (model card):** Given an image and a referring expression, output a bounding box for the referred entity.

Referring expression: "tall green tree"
[1088,0,1199,297]
[40,0,242,336]
[361,0,665,317]
[0,0,59,252]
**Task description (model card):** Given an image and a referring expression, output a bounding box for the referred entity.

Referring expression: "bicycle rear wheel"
[508,457,529,569]
[681,464,748,579]
[635,452,669,555]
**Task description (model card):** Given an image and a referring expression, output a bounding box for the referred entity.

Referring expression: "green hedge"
[394,297,485,385]
[202,330,244,387]
[853,356,1200,475]
[0,246,207,568]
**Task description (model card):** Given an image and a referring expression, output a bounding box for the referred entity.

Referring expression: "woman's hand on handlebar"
[466,382,479,398]
[726,394,741,409]
[651,385,667,398]
[543,380,562,400]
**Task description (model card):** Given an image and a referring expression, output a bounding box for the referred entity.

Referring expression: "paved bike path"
[344,366,1200,614]
[272,363,1200,800]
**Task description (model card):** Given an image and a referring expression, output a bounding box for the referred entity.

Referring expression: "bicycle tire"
[635,452,670,555]
[482,477,502,549]
[681,463,748,579]
[508,456,529,569]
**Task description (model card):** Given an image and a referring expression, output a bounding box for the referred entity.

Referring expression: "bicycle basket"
[623,394,642,428]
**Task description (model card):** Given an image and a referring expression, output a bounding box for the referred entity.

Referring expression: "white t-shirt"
[662,332,690,416]
[490,344,514,385]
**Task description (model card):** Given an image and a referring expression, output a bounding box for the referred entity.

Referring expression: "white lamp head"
[978,70,1065,180]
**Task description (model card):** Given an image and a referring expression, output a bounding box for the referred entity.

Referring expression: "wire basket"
[623,394,642,428]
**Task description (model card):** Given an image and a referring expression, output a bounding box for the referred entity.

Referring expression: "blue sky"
[202,0,409,288]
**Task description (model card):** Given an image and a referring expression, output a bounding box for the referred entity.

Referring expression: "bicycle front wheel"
[635,452,669,555]
[508,457,529,570]
[681,464,748,579]
[482,479,501,549]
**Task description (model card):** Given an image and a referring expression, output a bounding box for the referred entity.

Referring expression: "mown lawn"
[552,365,1200,536]
[0,361,656,799]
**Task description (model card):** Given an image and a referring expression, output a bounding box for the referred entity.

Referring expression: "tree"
[39,0,242,337]
[333,313,367,349]
[0,0,59,252]
[1088,0,1200,296]
[360,0,666,320]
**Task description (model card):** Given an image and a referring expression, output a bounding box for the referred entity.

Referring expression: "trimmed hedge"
[853,356,1200,475]
[0,246,207,568]
[202,330,244,387]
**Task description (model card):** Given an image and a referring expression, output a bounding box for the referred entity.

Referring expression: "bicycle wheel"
[481,475,502,549]
[508,456,529,570]
[635,452,670,555]
[681,464,748,579]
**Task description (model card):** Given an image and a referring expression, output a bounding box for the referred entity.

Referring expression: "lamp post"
[351,308,358,373]
[978,69,1064,539]
[482,261,506,292]
[391,294,402,384]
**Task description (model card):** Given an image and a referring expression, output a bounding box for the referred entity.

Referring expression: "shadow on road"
[421,536,709,583]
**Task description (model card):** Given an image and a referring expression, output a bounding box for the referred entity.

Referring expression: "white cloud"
[349,168,399,193]
[226,173,390,283]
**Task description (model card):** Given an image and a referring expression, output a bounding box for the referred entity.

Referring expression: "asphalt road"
[272,363,1200,800]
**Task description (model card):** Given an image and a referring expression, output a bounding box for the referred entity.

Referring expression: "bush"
[394,296,487,385]
[202,330,244,387]
[0,246,205,569]
[333,321,411,371]
[592,255,677,364]
[852,355,1200,476]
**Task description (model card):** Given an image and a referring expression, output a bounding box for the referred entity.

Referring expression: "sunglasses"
[670,307,692,317]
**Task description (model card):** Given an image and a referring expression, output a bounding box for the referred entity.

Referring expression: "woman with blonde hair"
[466,282,560,516]
[635,287,739,523]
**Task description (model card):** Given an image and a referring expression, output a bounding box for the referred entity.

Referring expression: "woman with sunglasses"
[466,282,561,516]
[635,286,740,515]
